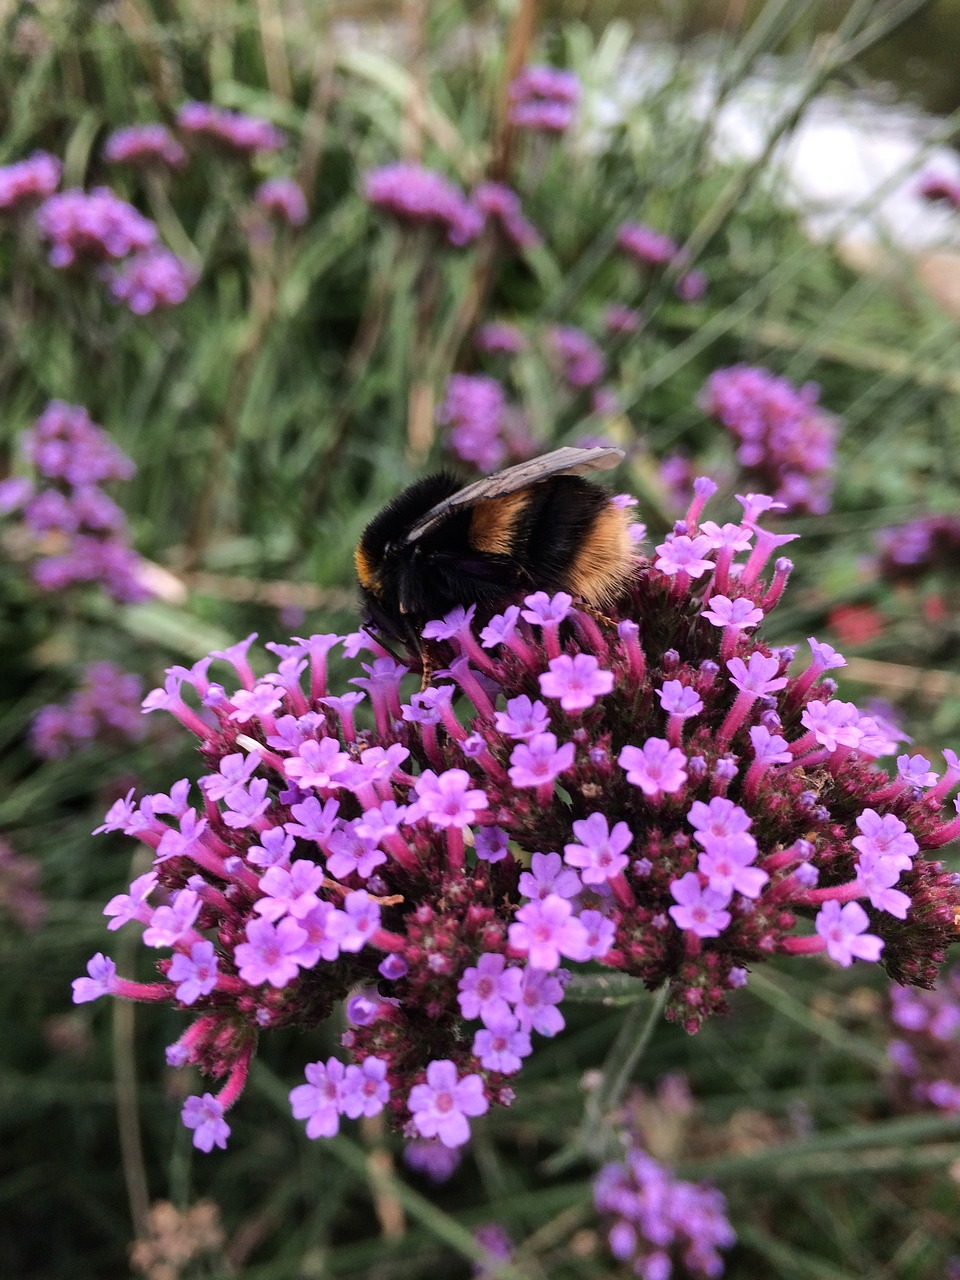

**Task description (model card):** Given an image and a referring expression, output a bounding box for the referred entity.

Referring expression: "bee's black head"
[355,471,462,642]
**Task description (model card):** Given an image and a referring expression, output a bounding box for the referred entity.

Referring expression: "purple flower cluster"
[917,171,960,209]
[72,478,960,1156]
[472,182,541,251]
[254,177,308,227]
[875,516,960,583]
[0,839,46,933]
[698,366,836,514]
[30,661,144,760]
[508,65,579,132]
[176,102,286,154]
[475,322,526,355]
[617,221,708,302]
[595,1141,734,1279]
[104,124,187,170]
[437,373,531,473]
[5,400,149,602]
[107,248,197,314]
[364,164,482,247]
[548,325,606,388]
[472,1224,514,1276]
[887,969,960,1112]
[0,151,61,211]
[35,187,158,268]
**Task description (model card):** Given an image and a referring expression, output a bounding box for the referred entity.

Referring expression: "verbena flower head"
[472,182,541,251]
[886,967,960,1113]
[75,479,960,1153]
[508,65,579,132]
[176,102,286,154]
[617,222,678,266]
[254,177,308,227]
[0,151,62,210]
[548,325,606,389]
[30,661,144,759]
[616,221,707,302]
[103,124,187,170]
[875,515,960,583]
[699,365,836,513]
[108,248,198,314]
[437,373,530,473]
[363,163,482,246]
[10,401,148,602]
[475,322,526,355]
[0,838,46,933]
[35,187,157,267]
[595,1139,735,1279]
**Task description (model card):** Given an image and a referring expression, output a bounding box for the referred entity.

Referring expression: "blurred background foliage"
[3,0,960,1276]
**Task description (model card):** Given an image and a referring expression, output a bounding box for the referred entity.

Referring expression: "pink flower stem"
[610,872,636,908]
[790,880,862,908]
[216,1043,255,1111]
[446,826,465,872]
[113,977,173,1002]
[780,934,826,956]
[716,690,757,749]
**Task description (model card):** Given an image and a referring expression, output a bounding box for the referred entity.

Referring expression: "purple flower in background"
[36,187,157,267]
[604,304,642,334]
[0,151,62,211]
[617,221,708,300]
[617,222,678,265]
[473,1224,515,1277]
[699,365,836,514]
[0,838,46,933]
[548,325,606,388]
[403,1138,463,1182]
[104,124,187,169]
[475,322,526,355]
[595,1136,735,1278]
[364,163,482,246]
[9,402,148,603]
[108,248,197,314]
[886,969,960,1116]
[30,661,144,759]
[473,182,541,250]
[875,514,960,584]
[437,373,510,472]
[508,65,579,132]
[177,101,286,154]
[254,176,308,227]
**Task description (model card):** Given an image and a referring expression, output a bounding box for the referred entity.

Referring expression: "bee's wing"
[402,446,625,544]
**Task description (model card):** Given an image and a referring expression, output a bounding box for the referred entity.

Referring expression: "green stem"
[544,983,668,1174]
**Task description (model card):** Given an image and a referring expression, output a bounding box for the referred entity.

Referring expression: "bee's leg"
[419,651,435,691]
[577,599,616,628]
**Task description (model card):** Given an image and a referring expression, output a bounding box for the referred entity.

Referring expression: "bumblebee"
[355,446,635,654]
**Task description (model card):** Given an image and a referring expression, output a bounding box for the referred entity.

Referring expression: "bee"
[355,446,635,656]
